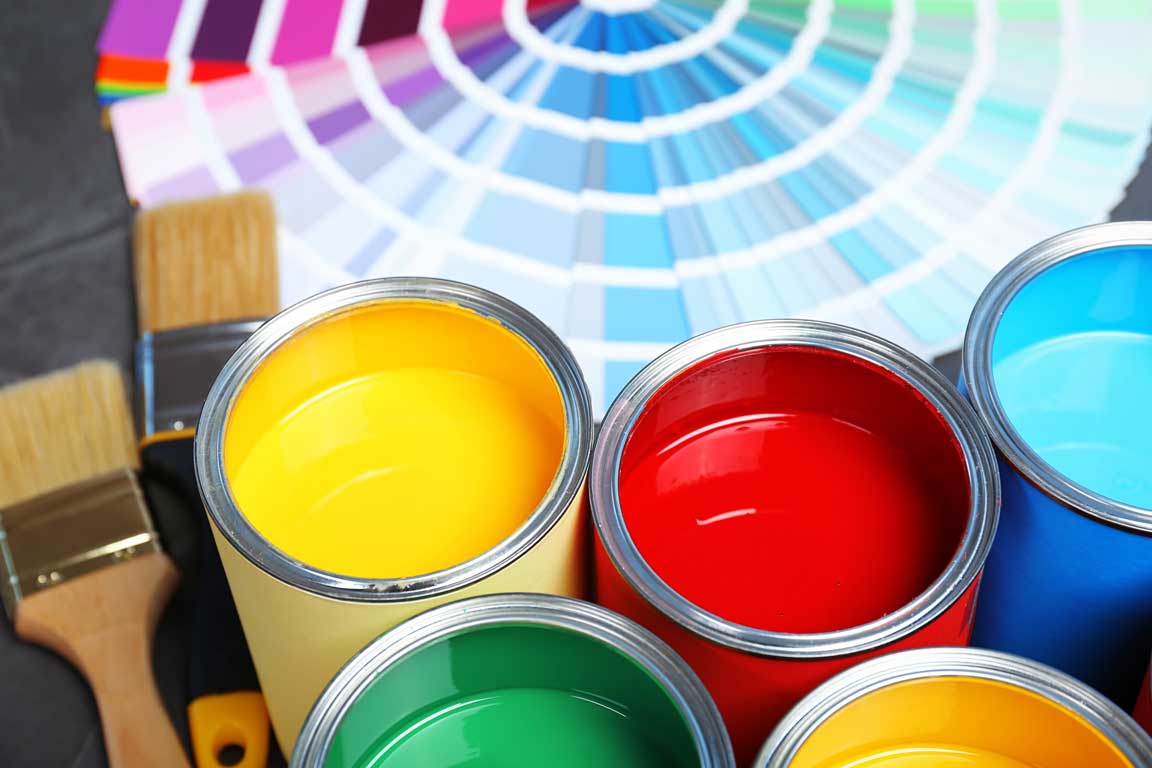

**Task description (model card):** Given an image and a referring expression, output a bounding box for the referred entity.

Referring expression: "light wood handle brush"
[0,362,191,768]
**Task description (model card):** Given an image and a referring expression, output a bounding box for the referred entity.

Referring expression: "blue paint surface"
[996,332,1152,508]
[970,243,1152,708]
[992,244,1152,509]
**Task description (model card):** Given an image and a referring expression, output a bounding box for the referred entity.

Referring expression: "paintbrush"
[134,190,278,440]
[0,362,191,767]
[134,189,279,768]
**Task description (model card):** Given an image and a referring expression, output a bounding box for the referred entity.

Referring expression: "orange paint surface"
[791,676,1132,768]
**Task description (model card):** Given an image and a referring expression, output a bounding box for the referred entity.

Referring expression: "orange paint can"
[756,648,1152,767]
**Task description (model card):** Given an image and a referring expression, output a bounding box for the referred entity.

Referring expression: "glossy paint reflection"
[224,299,566,577]
[991,244,1152,510]
[788,676,1133,768]
[618,345,969,634]
[323,625,698,767]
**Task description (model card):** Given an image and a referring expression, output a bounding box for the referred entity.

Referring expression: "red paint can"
[1136,657,1152,735]
[591,321,1000,765]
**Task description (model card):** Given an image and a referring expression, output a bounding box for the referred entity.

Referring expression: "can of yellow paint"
[755,647,1152,767]
[194,278,592,754]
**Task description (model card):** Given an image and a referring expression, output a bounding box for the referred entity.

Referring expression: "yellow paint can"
[755,648,1152,767]
[194,279,592,755]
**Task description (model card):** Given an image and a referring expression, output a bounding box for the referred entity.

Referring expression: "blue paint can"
[963,222,1152,708]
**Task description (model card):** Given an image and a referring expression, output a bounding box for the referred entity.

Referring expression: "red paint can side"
[1135,661,1152,734]
[595,543,979,765]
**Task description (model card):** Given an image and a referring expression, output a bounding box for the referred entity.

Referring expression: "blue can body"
[963,225,1152,709]
[973,456,1152,707]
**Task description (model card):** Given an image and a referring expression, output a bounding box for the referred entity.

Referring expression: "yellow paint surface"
[791,676,1132,768]
[223,299,565,577]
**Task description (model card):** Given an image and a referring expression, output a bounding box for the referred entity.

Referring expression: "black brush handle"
[141,438,284,768]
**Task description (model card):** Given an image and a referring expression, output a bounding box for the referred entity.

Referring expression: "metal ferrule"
[291,594,736,768]
[590,319,1000,659]
[137,321,266,440]
[755,647,1152,766]
[963,221,1152,533]
[0,468,160,616]
[194,278,593,603]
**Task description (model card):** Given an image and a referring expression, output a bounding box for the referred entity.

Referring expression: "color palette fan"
[96,0,425,103]
[105,0,1152,413]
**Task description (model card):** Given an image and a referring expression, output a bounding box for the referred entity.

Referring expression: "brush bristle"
[134,189,279,333]
[0,362,139,509]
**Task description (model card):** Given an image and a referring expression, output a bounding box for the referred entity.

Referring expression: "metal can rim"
[589,319,1000,658]
[754,646,1152,766]
[962,221,1152,533]
[290,593,737,768]
[194,277,593,602]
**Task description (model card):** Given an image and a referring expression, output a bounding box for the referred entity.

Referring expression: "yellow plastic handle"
[188,691,270,768]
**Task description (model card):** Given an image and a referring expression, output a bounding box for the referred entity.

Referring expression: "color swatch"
[105,0,1152,413]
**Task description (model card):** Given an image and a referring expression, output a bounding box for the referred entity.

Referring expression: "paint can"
[591,320,999,764]
[755,647,1152,767]
[292,594,736,767]
[195,278,592,752]
[963,222,1152,707]
[1137,657,1152,735]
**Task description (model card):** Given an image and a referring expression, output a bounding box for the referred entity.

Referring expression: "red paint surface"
[622,410,955,632]
[619,346,969,632]
[598,344,977,765]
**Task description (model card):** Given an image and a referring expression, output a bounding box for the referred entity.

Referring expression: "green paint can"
[292,594,736,767]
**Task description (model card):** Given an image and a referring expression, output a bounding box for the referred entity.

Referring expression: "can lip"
[962,221,1152,533]
[754,647,1152,766]
[290,593,737,768]
[194,277,593,602]
[590,319,1000,659]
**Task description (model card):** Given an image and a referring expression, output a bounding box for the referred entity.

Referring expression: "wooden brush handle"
[14,552,191,768]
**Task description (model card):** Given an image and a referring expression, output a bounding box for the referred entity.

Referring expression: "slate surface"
[0,1,1149,765]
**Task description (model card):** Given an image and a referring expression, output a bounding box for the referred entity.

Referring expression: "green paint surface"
[322,624,700,768]
[355,688,676,767]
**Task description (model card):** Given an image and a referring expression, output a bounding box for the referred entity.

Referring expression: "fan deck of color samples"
[103,0,1152,414]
